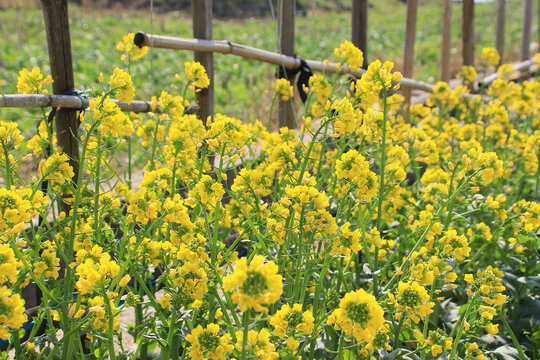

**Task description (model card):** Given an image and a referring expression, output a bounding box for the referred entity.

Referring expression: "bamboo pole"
[134,32,437,92]
[496,0,505,65]
[477,58,537,85]
[403,0,418,104]
[41,0,79,183]
[192,0,214,125]
[463,0,475,67]
[441,0,452,82]
[278,0,296,129]
[0,94,198,114]
[351,0,368,69]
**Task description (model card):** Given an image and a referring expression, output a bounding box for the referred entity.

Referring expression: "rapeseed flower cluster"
[184,61,210,91]
[274,78,294,100]
[333,40,364,70]
[16,67,53,94]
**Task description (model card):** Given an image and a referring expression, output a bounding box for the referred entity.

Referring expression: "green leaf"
[487,345,528,360]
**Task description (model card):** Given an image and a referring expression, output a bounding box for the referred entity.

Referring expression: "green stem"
[149,114,162,171]
[127,135,132,188]
[102,286,117,360]
[93,133,103,244]
[166,312,179,360]
[297,119,331,185]
[500,312,528,360]
[449,291,479,359]
[2,140,12,189]
[241,310,250,360]
[392,312,404,349]
[374,87,389,297]
[421,279,439,360]
[13,327,21,358]
[135,304,148,360]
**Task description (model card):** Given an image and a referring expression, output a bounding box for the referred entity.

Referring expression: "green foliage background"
[0,0,536,129]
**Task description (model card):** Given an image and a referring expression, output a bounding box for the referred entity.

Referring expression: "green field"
[0,0,536,127]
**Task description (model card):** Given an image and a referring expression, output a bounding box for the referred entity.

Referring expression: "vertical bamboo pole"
[496,0,505,65]
[441,0,452,82]
[40,0,79,183]
[462,0,475,67]
[403,0,418,104]
[352,0,368,69]
[278,0,296,129]
[192,0,214,125]
[520,0,533,79]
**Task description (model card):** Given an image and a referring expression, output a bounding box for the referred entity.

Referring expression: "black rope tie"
[277,56,313,103]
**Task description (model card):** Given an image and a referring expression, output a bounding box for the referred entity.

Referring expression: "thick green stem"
[93,133,103,244]
[374,88,389,297]
[167,312,179,360]
[241,310,251,360]
[135,304,148,360]
[2,140,12,189]
[500,313,528,360]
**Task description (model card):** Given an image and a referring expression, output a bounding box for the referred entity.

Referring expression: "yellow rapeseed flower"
[38,153,74,185]
[16,67,53,94]
[330,289,385,343]
[274,78,294,101]
[222,255,282,313]
[0,286,27,340]
[89,96,134,137]
[269,303,315,338]
[333,40,364,71]
[109,67,135,104]
[184,61,210,91]
[480,47,500,68]
[395,281,435,324]
[0,244,21,284]
[185,324,234,360]
[234,328,278,359]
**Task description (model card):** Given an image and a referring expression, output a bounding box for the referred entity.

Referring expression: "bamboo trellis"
[133,32,436,92]
[0,94,197,114]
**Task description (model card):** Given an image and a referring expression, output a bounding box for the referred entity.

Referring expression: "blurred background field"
[0,0,537,130]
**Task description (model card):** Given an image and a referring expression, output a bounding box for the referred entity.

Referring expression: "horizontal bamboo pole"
[0,94,197,114]
[478,58,537,85]
[134,32,435,93]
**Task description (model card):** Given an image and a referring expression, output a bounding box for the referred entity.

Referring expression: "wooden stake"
[352,0,368,68]
[462,0,475,67]
[278,0,296,129]
[403,0,418,104]
[40,0,79,182]
[520,0,533,79]
[441,0,452,82]
[192,0,214,126]
[496,0,505,65]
